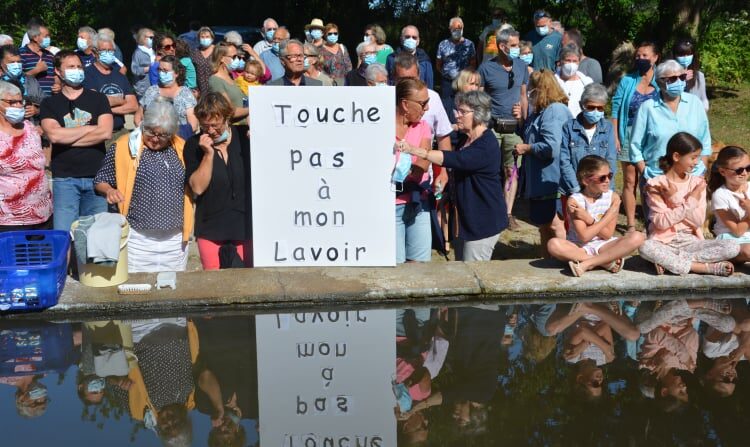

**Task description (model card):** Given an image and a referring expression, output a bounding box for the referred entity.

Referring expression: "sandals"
[569,260,585,277]
[605,258,625,274]
[707,261,734,277]
[654,263,665,275]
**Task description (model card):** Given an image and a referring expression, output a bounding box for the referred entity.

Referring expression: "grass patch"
[707,82,750,146]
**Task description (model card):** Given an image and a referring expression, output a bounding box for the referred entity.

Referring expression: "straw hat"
[305,18,325,31]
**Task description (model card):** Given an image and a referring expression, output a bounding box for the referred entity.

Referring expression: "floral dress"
[319,44,353,83]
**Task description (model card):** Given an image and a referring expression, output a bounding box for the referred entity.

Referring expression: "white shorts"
[581,237,618,256]
[127,228,188,273]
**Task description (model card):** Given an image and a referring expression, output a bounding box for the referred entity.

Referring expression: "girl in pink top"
[0,81,52,231]
[639,132,739,275]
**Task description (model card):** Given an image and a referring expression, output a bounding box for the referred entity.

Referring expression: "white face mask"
[561,62,578,77]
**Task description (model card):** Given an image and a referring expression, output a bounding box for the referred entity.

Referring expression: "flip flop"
[654,263,665,275]
[569,260,585,277]
[605,258,624,274]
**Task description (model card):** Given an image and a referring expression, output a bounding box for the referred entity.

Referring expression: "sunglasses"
[406,98,430,110]
[583,105,605,112]
[161,44,175,50]
[327,32,338,36]
[587,172,614,183]
[508,69,515,89]
[659,73,688,83]
[723,164,750,175]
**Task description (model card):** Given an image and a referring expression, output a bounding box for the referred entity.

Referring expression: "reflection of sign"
[249,87,396,267]
[256,310,396,446]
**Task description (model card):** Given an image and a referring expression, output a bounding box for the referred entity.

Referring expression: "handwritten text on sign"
[249,87,396,266]
[256,310,396,446]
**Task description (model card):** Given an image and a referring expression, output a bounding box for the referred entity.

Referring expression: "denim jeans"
[395,200,431,263]
[52,177,108,231]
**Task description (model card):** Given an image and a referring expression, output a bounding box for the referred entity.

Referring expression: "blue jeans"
[52,177,108,231]
[395,200,431,263]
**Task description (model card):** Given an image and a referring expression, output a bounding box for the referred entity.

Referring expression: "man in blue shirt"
[523,9,562,71]
[386,25,434,89]
[260,27,288,81]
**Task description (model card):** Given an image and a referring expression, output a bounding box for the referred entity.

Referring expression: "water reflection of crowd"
[393,299,750,445]
[0,317,258,447]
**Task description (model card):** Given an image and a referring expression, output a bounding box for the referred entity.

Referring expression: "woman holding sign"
[398,91,507,261]
[394,78,433,264]
[184,93,252,270]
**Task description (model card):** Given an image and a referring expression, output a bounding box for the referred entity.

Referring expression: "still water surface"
[1,299,749,446]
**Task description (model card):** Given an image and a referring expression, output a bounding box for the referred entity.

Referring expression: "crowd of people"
[0,9,743,277]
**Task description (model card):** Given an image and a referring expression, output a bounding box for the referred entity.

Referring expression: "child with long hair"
[708,145,750,262]
[639,132,739,275]
[548,155,646,277]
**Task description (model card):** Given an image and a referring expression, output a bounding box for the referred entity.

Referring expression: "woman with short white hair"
[629,59,712,219]
[94,97,194,272]
[0,80,52,232]
[365,63,388,86]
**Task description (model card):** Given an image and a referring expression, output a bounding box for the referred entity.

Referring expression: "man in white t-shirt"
[392,52,453,192]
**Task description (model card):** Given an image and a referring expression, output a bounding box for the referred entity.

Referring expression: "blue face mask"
[5,62,23,78]
[5,106,25,124]
[676,55,694,68]
[582,109,604,124]
[311,29,323,40]
[305,30,311,41]
[27,385,48,400]
[63,68,85,86]
[271,43,280,55]
[451,29,463,40]
[99,50,116,65]
[265,30,276,42]
[303,57,310,70]
[536,26,549,36]
[146,37,153,48]
[41,36,51,49]
[87,378,106,394]
[326,34,339,44]
[236,59,246,71]
[200,37,213,48]
[76,37,89,52]
[228,57,243,71]
[364,54,377,65]
[213,128,229,144]
[508,47,521,59]
[392,150,413,183]
[520,53,533,65]
[403,37,418,51]
[665,79,686,97]
[158,70,174,85]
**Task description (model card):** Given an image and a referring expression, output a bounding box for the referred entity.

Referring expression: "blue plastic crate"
[0,230,70,312]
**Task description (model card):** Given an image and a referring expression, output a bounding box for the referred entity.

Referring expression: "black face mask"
[634,59,652,74]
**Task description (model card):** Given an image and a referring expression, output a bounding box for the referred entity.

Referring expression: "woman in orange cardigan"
[94,97,194,273]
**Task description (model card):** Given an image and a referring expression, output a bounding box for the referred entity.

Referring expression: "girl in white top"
[709,145,750,262]
[548,155,646,276]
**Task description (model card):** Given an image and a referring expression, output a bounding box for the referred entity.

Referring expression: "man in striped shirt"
[19,23,55,96]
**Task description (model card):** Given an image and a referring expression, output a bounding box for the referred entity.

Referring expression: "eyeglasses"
[406,98,429,110]
[143,129,172,140]
[1,98,25,107]
[723,164,750,176]
[304,54,317,58]
[587,172,614,183]
[659,73,688,83]
[284,54,304,61]
[454,108,473,116]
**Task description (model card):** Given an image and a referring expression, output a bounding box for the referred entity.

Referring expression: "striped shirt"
[19,45,55,96]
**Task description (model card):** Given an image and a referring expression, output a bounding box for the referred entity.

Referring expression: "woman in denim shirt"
[514,69,572,258]
[610,41,660,231]
[559,83,617,195]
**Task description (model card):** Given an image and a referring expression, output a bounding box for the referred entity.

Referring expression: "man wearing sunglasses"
[478,27,528,230]
[385,25,434,89]
[629,59,712,182]
[524,9,562,71]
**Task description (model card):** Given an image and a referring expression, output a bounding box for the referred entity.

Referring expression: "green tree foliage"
[700,10,750,84]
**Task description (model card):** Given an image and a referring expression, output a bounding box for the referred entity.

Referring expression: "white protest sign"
[256,310,396,447]
[249,86,396,267]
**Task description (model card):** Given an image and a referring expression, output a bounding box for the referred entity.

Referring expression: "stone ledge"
[4,258,750,319]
